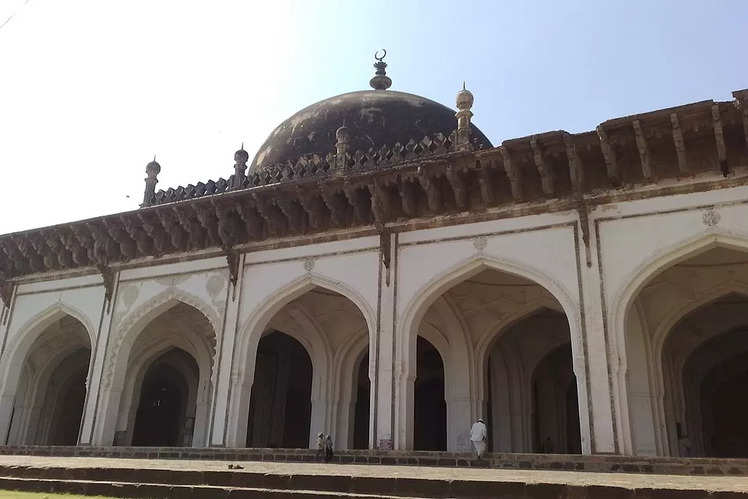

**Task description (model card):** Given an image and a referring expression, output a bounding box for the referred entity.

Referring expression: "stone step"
[1,461,747,498]
[0,476,416,498]
[3,445,748,476]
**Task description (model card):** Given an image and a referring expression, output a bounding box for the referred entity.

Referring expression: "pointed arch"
[610,231,748,456]
[102,287,220,391]
[227,272,375,448]
[0,302,93,445]
[94,288,218,447]
[395,254,582,451]
[236,272,376,357]
[611,230,748,358]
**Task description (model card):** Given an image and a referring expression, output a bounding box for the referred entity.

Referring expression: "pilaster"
[208,253,245,447]
[80,272,120,445]
[374,231,397,449]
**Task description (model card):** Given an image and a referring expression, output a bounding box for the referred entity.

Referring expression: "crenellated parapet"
[1,89,747,297]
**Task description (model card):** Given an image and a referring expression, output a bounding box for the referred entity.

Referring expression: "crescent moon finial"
[374,49,387,62]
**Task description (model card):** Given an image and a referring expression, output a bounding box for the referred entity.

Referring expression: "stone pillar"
[81,274,119,445]
[374,232,397,449]
[209,254,246,447]
[446,396,472,451]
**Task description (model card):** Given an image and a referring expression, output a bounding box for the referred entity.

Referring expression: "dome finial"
[369,49,392,91]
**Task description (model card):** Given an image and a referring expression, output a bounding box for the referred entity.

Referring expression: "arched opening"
[623,245,748,456]
[405,264,578,453]
[414,336,447,451]
[112,302,215,447]
[531,344,580,454]
[699,344,748,457]
[663,296,748,457]
[132,348,197,447]
[486,308,579,453]
[247,331,312,448]
[235,283,371,450]
[352,352,370,449]
[6,313,91,445]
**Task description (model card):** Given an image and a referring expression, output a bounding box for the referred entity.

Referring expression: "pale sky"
[1,0,746,234]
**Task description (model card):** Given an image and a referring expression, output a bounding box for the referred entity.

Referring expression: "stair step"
[0,476,425,499]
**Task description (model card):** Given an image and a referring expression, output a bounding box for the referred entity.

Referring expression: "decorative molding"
[702,207,721,227]
[303,257,316,273]
[473,235,488,253]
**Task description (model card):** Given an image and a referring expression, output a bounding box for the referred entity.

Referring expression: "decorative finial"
[232,143,249,190]
[455,83,475,151]
[369,49,392,91]
[334,124,350,170]
[142,156,162,207]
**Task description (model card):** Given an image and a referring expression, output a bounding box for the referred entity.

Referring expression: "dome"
[250,89,492,173]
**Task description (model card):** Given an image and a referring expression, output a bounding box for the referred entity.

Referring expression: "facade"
[1,55,748,458]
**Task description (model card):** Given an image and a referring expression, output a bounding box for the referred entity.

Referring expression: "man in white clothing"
[470,418,487,459]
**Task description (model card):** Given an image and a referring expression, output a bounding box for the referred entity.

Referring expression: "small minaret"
[334,124,350,169]
[455,82,474,151]
[369,49,392,91]
[232,144,249,189]
[142,156,161,206]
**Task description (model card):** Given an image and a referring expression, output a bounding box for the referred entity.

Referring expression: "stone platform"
[0,455,748,498]
[0,449,748,497]
[2,446,748,476]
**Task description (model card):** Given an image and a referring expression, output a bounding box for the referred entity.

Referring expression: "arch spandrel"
[235,273,376,366]
[399,255,582,365]
[611,233,748,399]
[102,287,220,392]
[397,226,580,325]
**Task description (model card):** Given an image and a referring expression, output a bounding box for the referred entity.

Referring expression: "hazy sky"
[1,0,746,234]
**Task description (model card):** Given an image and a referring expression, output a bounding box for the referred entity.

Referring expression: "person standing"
[324,433,334,463]
[470,418,488,459]
[316,432,325,461]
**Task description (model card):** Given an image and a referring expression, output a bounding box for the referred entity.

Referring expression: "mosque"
[1,52,748,459]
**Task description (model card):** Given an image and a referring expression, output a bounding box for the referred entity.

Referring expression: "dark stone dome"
[250,90,492,172]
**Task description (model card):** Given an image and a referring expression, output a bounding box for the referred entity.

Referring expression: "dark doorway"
[414,336,446,451]
[132,363,188,447]
[48,364,88,445]
[532,343,581,454]
[702,368,748,457]
[353,353,370,449]
[247,331,312,448]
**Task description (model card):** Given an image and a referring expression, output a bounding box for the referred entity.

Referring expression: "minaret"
[142,156,161,207]
[334,124,350,170]
[455,82,474,151]
[369,49,392,90]
[232,144,249,189]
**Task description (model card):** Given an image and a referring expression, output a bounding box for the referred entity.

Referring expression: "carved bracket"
[97,264,116,310]
[0,281,13,309]
[226,250,240,299]
[379,228,392,286]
